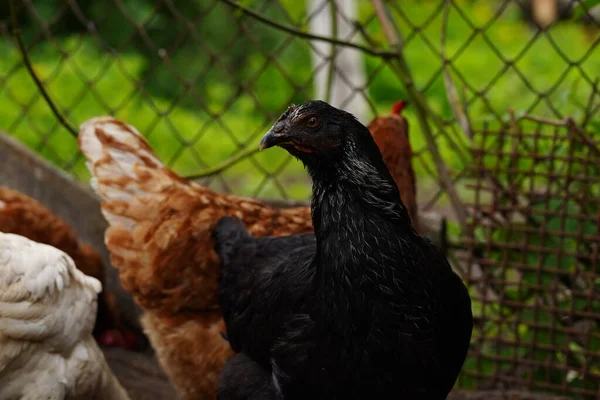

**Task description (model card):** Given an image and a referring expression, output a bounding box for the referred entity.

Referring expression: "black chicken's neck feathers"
[306,123,414,235]
[304,122,420,327]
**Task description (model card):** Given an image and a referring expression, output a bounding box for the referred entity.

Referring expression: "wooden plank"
[0,132,143,332]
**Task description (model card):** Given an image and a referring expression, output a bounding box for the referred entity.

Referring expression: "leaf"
[572,0,600,20]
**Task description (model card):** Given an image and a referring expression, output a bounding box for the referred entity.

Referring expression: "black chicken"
[213,100,473,399]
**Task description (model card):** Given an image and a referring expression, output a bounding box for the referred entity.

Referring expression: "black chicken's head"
[259,100,370,161]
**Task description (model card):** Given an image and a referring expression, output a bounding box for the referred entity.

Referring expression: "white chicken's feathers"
[0,233,100,301]
[0,232,129,400]
[0,233,100,345]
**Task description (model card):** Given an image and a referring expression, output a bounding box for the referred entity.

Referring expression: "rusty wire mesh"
[0,0,599,398]
[458,118,600,398]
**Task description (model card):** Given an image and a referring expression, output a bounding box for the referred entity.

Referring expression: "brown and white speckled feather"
[77,108,417,399]
[0,233,129,400]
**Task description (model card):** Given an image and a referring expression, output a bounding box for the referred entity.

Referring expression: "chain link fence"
[1,0,599,398]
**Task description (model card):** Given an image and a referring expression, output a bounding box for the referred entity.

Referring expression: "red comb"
[391,100,407,115]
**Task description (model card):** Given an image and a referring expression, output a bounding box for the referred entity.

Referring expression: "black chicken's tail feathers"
[212,216,249,266]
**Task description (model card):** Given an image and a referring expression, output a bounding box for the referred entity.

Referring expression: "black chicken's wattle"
[213,100,473,400]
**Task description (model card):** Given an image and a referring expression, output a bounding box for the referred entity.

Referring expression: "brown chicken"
[368,100,420,233]
[77,102,418,399]
[0,186,138,349]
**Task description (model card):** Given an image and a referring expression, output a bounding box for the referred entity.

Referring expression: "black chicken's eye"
[307,117,319,128]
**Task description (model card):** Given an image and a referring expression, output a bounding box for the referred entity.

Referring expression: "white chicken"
[0,232,130,400]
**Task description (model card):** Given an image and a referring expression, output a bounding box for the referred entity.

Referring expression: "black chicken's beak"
[259,125,288,151]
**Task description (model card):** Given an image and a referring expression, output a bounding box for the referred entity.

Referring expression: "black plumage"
[213,100,473,399]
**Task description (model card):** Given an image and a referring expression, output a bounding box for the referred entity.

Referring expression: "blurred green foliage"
[1,0,599,200]
[573,0,600,19]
